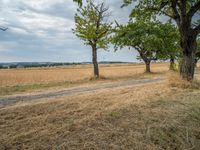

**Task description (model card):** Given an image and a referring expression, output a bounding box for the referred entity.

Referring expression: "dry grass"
[167,71,200,89]
[1,82,200,149]
[0,63,168,95]
[0,63,168,86]
[1,63,200,149]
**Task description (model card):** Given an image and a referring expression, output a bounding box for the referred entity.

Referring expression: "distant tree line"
[0,63,82,69]
[0,61,134,69]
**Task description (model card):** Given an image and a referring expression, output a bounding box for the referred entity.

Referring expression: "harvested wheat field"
[0,63,168,95]
[1,79,200,149]
[0,63,168,86]
[1,64,200,149]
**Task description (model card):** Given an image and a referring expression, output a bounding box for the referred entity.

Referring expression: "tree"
[112,19,179,73]
[123,0,200,81]
[73,0,112,78]
[73,0,82,6]
[156,23,180,71]
[195,37,200,66]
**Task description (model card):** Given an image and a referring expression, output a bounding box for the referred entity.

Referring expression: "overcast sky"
[0,0,140,62]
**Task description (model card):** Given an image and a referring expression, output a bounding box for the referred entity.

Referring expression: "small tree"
[156,23,180,71]
[73,0,112,78]
[112,20,179,73]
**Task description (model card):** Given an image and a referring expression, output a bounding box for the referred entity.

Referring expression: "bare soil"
[0,77,164,107]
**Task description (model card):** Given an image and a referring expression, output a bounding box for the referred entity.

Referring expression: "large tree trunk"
[169,56,176,71]
[145,60,151,73]
[92,44,99,78]
[195,59,198,67]
[138,50,152,73]
[170,0,200,81]
[180,34,197,81]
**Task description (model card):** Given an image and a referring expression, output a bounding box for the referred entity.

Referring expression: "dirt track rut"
[0,77,165,107]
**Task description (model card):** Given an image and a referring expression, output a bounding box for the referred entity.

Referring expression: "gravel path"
[0,77,165,107]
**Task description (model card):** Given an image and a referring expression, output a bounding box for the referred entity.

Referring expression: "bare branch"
[171,0,181,26]
[0,27,8,31]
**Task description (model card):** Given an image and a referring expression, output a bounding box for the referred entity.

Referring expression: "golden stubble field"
[1,81,200,149]
[0,63,169,86]
[1,63,200,149]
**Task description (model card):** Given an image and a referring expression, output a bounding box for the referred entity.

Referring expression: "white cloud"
[10,27,29,35]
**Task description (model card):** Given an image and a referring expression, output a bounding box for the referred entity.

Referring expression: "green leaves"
[112,18,180,61]
[196,38,200,60]
[73,0,112,50]
[73,0,82,6]
[124,0,200,28]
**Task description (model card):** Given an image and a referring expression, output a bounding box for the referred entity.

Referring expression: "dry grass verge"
[167,71,200,89]
[1,82,200,149]
[0,71,165,96]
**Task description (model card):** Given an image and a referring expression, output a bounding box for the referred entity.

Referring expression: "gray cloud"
[0,0,138,62]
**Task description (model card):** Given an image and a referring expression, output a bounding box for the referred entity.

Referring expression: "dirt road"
[0,77,165,107]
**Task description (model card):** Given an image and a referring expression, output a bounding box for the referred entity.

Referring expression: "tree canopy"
[73,0,82,6]
[73,0,112,50]
[73,0,112,78]
[123,0,200,35]
[113,19,179,60]
[112,19,179,72]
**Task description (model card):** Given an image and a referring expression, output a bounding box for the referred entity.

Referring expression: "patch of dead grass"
[167,71,200,89]
[0,71,166,96]
[0,83,170,149]
[1,82,200,149]
[0,63,168,87]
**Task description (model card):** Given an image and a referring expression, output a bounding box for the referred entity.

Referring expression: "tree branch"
[97,29,109,39]
[171,0,181,26]
[187,1,200,18]
[161,10,174,18]
[134,46,142,53]
[179,0,187,17]
[160,1,169,9]
[0,27,8,31]
[194,23,200,35]
[73,0,82,6]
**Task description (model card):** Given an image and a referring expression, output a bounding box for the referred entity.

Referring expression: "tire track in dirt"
[0,77,165,107]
